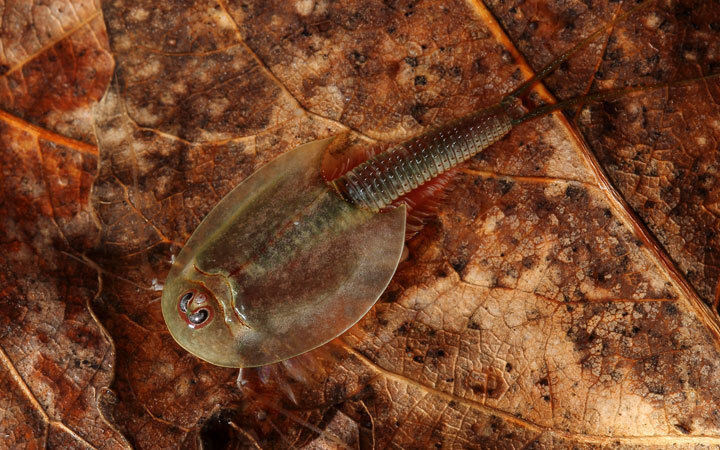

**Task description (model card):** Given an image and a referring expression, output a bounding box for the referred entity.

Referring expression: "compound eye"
[178,291,193,313]
[188,308,210,326]
[176,289,213,329]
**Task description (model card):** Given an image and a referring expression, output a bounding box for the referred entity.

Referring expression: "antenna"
[511,72,720,125]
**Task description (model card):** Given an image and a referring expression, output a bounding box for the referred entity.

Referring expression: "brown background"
[1,0,720,448]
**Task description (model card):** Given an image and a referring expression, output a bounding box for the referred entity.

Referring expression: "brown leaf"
[487,0,720,322]
[0,0,114,144]
[0,113,126,447]
[3,0,720,448]
[0,0,121,447]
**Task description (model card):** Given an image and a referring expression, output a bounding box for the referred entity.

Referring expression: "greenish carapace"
[161,138,407,367]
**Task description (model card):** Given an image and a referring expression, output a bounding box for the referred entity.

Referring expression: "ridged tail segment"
[330,105,513,212]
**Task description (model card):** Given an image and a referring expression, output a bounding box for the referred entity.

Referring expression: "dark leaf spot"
[404,56,418,67]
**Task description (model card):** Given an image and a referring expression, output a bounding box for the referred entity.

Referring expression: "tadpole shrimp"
[160,0,719,368]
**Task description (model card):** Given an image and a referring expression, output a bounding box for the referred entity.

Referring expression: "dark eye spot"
[188,308,209,325]
[179,291,193,312]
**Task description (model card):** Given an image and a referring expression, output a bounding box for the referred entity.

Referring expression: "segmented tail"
[330,106,511,211]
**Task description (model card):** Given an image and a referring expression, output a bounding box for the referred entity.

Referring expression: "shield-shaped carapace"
[162,137,406,367]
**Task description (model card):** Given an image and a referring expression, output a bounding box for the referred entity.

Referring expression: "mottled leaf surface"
[2,0,720,448]
[0,0,113,143]
[0,114,125,447]
[486,0,720,327]
[0,0,123,447]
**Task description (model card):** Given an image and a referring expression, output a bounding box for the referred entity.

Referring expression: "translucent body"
[162,138,406,367]
[162,104,516,368]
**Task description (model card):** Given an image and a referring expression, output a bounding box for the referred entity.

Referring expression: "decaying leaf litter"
[2,0,720,448]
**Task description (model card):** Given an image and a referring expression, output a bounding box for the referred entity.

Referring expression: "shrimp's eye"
[188,308,209,326]
[178,291,193,313]
[177,289,213,328]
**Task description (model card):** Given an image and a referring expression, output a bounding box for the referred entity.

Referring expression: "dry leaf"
[2,0,720,448]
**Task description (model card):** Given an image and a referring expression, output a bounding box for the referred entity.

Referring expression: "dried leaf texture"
[0,0,121,447]
[486,0,720,311]
[0,116,126,447]
[3,0,720,448]
[0,0,113,143]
